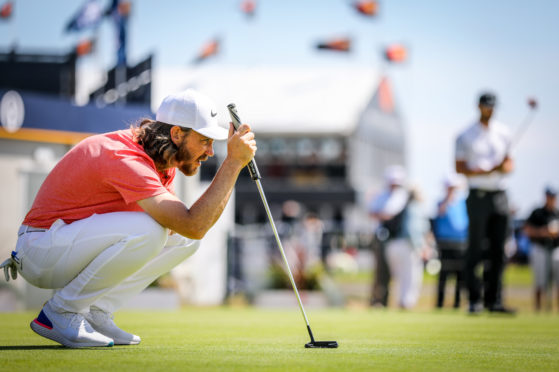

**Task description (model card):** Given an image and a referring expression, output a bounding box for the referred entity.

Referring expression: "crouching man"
[0,89,256,348]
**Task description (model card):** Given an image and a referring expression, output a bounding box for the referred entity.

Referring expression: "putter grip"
[227,103,261,180]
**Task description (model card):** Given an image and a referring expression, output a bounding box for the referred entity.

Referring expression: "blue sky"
[1,0,558,216]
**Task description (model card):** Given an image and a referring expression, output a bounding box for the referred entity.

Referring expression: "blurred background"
[0,0,558,311]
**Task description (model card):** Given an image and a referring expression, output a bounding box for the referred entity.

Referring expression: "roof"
[152,65,380,135]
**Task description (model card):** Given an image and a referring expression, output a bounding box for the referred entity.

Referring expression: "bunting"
[353,1,378,17]
[193,38,220,63]
[0,1,13,19]
[75,38,95,56]
[316,37,351,52]
[384,44,407,63]
[240,0,256,18]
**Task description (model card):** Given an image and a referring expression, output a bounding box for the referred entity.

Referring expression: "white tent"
[153,65,380,135]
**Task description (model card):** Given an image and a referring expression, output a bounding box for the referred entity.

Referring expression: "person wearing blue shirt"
[433,174,468,308]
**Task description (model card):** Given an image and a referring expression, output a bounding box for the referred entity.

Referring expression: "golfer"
[455,92,515,314]
[0,89,256,347]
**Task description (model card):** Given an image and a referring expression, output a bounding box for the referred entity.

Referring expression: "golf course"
[1,306,558,371]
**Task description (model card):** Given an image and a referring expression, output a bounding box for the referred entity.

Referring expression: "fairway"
[1,307,558,371]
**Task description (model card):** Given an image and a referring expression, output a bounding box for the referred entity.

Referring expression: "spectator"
[432,174,468,308]
[523,186,559,312]
[368,165,408,307]
[386,187,430,309]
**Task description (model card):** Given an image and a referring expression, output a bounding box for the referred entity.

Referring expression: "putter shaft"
[254,179,313,337]
[227,103,337,348]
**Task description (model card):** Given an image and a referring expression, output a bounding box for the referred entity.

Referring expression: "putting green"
[1,307,558,371]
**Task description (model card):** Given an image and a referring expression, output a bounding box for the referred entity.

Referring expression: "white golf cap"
[384,165,406,186]
[156,89,228,140]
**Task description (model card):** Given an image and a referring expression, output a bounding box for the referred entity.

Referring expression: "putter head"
[305,340,338,348]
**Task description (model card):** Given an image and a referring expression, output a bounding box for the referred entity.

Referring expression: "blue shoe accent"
[35,309,53,329]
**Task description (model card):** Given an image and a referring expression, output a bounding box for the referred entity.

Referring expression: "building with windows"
[1,60,406,308]
[152,66,407,299]
[153,66,406,233]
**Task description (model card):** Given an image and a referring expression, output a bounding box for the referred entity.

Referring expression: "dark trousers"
[436,240,466,308]
[464,189,509,307]
[371,237,391,306]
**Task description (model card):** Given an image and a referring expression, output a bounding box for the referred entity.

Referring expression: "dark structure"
[0,49,77,99]
[89,55,152,107]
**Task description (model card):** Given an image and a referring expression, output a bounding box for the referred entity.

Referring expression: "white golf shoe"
[30,302,114,348]
[85,307,141,345]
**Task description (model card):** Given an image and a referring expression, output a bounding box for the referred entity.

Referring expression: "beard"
[175,142,208,176]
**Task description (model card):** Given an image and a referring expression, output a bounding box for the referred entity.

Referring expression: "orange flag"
[193,39,220,63]
[76,38,95,56]
[240,0,256,18]
[0,1,13,19]
[384,44,407,63]
[316,37,351,52]
[353,1,378,16]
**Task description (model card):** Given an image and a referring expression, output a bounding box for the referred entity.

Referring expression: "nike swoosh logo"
[211,110,217,117]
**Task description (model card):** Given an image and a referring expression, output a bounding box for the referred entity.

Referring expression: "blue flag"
[107,0,130,66]
[65,0,103,33]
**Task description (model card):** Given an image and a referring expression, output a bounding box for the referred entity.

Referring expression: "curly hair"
[132,118,190,168]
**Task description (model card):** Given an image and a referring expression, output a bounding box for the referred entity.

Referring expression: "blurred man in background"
[368,165,409,307]
[432,174,468,308]
[386,186,430,309]
[523,186,559,312]
[455,92,515,314]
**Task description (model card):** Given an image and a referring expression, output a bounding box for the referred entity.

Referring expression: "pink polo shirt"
[23,129,175,229]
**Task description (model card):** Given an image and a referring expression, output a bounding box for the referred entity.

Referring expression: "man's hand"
[547,220,559,238]
[226,123,257,168]
[138,123,257,240]
[456,156,514,176]
[1,257,17,281]
[524,223,558,239]
[492,156,514,174]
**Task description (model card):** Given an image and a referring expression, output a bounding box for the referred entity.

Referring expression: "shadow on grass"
[0,345,115,350]
[0,345,64,350]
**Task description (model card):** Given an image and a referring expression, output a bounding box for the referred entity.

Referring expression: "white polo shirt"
[369,186,409,216]
[455,120,512,191]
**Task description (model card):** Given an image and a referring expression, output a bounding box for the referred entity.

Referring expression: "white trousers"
[15,212,200,314]
[385,238,423,309]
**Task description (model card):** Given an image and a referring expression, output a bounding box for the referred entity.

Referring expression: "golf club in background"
[227,103,338,349]
[512,97,538,147]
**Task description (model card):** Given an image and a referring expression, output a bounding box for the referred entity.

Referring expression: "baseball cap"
[479,92,497,107]
[384,165,406,186]
[545,186,557,197]
[156,89,228,140]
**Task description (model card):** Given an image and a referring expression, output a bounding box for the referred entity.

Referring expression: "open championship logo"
[0,90,25,133]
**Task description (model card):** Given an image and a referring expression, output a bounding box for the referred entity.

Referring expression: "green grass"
[1,307,558,371]
[333,263,533,286]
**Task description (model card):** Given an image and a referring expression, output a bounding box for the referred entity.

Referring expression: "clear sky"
[1,0,558,217]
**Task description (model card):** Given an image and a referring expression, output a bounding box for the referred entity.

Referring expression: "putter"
[228,103,338,349]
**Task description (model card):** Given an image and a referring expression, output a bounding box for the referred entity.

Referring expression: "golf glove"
[1,257,17,281]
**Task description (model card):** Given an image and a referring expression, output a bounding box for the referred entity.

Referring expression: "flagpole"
[114,2,128,106]
[10,0,17,51]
